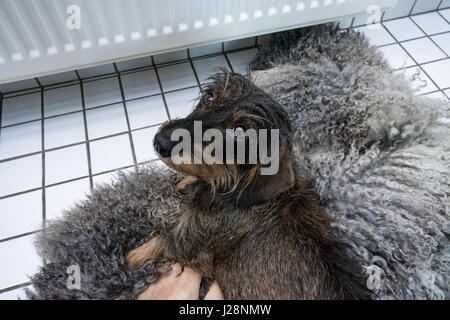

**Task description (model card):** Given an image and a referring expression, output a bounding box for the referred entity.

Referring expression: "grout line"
[76,70,94,189]
[0,121,165,166]
[396,14,449,97]
[0,230,42,244]
[34,77,43,88]
[382,21,444,92]
[375,30,450,49]
[223,52,235,73]
[187,49,202,89]
[1,46,257,100]
[409,0,418,16]
[151,56,172,120]
[0,282,32,294]
[437,9,450,23]
[0,158,160,202]
[0,86,42,99]
[114,63,138,170]
[0,187,42,201]
[38,85,47,236]
[409,16,450,60]
[349,17,355,29]
[382,6,447,23]
[31,81,47,270]
[0,84,199,131]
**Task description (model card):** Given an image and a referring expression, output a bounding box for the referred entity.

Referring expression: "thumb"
[204,281,224,300]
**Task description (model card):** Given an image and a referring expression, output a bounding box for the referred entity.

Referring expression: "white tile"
[193,55,230,83]
[86,103,128,139]
[0,121,41,160]
[38,71,78,86]
[77,64,115,78]
[83,77,122,108]
[121,69,160,100]
[337,17,353,29]
[190,43,222,58]
[45,144,89,185]
[383,0,415,20]
[441,9,450,22]
[444,89,450,99]
[422,59,450,88]
[0,79,38,94]
[402,38,446,64]
[378,44,415,69]
[441,1,450,9]
[383,18,425,41]
[399,66,438,95]
[126,95,168,129]
[158,62,197,92]
[0,285,31,300]
[425,91,448,100]
[0,234,42,290]
[44,112,85,149]
[0,190,42,240]
[353,13,377,28]
[224,37,255,51]
[92,167,135,186]
[431,33,450,56]
[89,134,133,173]
[165,87,199,119]
[153,50,188,64]
[92,171,117,186]
[354,25,396,47]
[411,0,441,15]
[44,84,82,117]
[411,12,450,35]
[132,126,159,163]
[45,178,90,221]
[116,56,152,71]
[0,154,42,197]
[227,48,258,76]
[1,92,41,126]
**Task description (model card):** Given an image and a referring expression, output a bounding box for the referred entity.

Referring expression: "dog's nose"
[153,132,173,158]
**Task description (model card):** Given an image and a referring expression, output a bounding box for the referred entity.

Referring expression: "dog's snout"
[154,132,173,158]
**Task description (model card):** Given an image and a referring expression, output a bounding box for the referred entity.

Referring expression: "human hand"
[138,263,224,300]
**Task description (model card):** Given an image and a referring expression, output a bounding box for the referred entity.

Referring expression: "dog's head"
[154,72,295,208]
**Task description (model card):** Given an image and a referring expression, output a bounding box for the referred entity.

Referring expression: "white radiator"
[0,0,398,83]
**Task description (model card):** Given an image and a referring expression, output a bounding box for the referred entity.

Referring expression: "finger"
[168,263,183,278]
[204,281,224,300]
[178,267,202,284]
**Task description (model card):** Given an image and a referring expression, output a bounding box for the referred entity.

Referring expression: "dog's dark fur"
[126,72,372,299]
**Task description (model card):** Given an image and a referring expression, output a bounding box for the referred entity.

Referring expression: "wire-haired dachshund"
[125,72,372,299]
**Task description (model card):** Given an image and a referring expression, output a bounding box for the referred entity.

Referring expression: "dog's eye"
[233,126,246,139]
[203,92,214,105]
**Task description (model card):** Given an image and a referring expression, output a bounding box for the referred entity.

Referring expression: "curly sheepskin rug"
[27,24,449,300]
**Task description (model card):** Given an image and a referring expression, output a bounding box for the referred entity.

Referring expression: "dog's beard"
[160,155,238,193]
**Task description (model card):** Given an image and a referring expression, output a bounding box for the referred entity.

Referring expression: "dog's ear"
[237,148,295,209]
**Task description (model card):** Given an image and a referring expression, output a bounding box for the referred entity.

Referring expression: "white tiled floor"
[1,4,449,299]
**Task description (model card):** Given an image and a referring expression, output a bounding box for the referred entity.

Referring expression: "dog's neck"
[184,172,310,213]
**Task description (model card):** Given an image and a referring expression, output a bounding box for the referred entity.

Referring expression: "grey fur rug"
[27,24,449,300]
